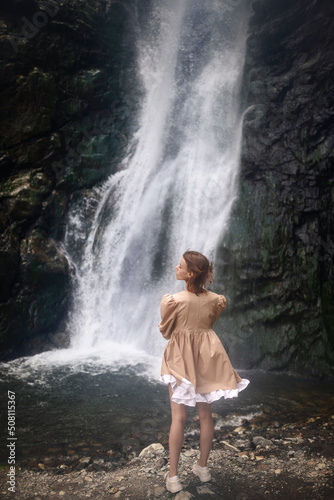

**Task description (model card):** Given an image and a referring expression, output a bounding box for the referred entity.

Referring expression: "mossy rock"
[0,232,20,301]
[0,68,57,148]
[0,228,71,354]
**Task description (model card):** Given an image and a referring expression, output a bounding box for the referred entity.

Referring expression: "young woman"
[159,250,249,493]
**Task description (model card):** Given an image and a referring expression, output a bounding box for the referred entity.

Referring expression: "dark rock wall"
[217,0,334,377]
[0,0,141,358]
[0,0,333,377]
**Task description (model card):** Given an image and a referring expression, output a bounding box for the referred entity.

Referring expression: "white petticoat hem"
[160,374,250,407]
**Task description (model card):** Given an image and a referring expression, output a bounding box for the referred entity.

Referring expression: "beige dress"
[159,290,249,406]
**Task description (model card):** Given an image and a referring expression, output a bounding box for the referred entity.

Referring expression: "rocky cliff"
[0,0,142,358]
[0,0,333,376]
[218,0,334,377]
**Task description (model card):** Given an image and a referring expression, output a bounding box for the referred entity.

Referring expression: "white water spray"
[65,0,249,357]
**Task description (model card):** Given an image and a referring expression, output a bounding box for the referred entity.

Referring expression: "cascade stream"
[65,0,249,357]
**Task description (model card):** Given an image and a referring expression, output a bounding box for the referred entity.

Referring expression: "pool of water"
[1,347,333,465]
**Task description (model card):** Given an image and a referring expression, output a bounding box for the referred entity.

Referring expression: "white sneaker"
[192,461,211,482]
[165,472,183,493]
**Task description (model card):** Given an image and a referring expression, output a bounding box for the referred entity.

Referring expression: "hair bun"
[183,250,214,294]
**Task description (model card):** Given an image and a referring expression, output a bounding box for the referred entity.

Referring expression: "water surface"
[1,348,333,465]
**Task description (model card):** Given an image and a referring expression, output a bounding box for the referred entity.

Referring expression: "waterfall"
[65,0,249,358]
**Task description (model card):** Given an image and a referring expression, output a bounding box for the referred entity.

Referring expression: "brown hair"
[183,250,214,294]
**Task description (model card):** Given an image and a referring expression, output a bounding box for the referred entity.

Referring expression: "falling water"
[65,0,250,357]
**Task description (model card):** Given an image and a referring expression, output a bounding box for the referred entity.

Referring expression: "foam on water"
[214,411,264,430]
[0,342,162,386]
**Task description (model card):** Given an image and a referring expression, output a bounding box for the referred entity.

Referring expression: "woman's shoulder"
[205,290,227,305]
[161,292,180,306]
[205,290,220,299]
[161,290,187,304]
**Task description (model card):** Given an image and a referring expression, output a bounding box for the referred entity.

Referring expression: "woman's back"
[159,290,226,340]
[169,290,225,331]
[160,287,248,400]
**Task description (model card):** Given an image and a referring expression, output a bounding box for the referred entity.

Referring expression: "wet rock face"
[0,229,70,354]
[0,0,141,358]
[218,0,334,376]
[0,0,333,375]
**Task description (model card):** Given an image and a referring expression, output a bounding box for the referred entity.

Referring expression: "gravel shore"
[1,410,333,499]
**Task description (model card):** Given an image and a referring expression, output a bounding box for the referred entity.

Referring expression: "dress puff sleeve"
[158,294,177,340]
[213,294,227,323]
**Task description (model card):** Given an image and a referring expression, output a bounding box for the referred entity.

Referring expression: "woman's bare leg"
[168,384,187,477]
[196,402,214,467]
